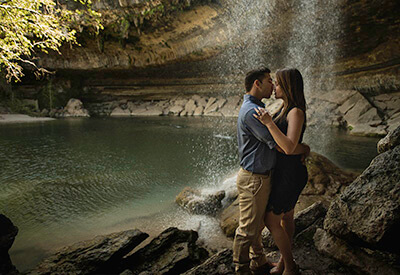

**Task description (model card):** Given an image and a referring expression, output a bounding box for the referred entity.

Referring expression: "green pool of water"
[0,116,379,271]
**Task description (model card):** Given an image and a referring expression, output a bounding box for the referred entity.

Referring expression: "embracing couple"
[233,67,310,275]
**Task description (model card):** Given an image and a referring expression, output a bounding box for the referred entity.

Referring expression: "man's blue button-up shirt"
[237,94,276,174]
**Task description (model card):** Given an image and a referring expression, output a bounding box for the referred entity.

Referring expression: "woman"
[254,68,309,275]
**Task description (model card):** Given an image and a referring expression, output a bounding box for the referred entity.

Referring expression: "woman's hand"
[253,107,273,126]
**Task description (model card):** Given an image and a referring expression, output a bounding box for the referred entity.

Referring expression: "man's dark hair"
[244,67,271,92]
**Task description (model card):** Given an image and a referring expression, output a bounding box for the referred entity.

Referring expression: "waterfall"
[214,0,342,94]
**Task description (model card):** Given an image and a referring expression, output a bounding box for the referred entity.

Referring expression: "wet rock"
[314,228,400,275]
[264,98,284,115]
[62,98,90,117]
[184,99,197,116]
[337,91,362,114]
[0,214,19,275]
[203,97,220,115]
[387,112,400,132]
[136,105,163,116]
[169,105,184,116]
[193,96,207,108]
[193,106,204,116]
[204,97,216,112]
[303,152,359,196]
[32,229,149,275]
[342,93,384,135]
[176,187,225,215]
[377,125,400,153]
[318,90,358,106]
[111,106,131,116]
[263,201,327,248]
[219,197,239,238]
[323,145,400,253]
[349,124,387,137]
[219,96,241,117]
[183,248,234,275]
[123,227,209,275]
[307,97,343,127]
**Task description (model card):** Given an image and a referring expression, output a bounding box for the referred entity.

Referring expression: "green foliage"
[0,0,102,83]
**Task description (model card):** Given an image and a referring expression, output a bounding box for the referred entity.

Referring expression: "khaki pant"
[233,168,272,273]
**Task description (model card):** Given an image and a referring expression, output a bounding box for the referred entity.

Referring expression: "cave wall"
[12,0,400,102]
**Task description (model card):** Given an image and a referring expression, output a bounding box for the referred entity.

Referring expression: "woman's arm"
[254,107,305,155]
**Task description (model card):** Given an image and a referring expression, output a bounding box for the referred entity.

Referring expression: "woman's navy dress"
[267,108,308,214]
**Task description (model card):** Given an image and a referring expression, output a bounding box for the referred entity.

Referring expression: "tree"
[0,0,102,82]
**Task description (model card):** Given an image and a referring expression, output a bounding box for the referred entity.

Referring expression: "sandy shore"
[0,114,55,124]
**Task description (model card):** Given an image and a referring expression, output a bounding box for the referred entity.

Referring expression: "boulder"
[303,152,359,196]
[184,99,197,116]
[176,187,225,215]
[219,197,239,238]
[204,97,217,111]
[174,98,189,107]
[32,229,149,274]
[314,229,399,275]
[138,105,163,116]
[323,145,400,253]
[193,106,204,116]
[338,92,361,115]
[0,214,19,275]
[307,98,343,127]
[63,98,90,117]
[204,101,220,115]
[264,98,283,115]
[219,96,241,117]
[111,106,131,116]
[349,124,387,137]
[169,105,184,116]
[387,112,400,133]
[263,201,327,248]
[123,227,209,275]
[195,97,208,108]
[340,92,386,136]
[377,125,400,153]
[183,248,234,275]
[317,90,358,106]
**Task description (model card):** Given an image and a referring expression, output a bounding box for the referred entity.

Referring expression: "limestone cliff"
[12,0,400,102]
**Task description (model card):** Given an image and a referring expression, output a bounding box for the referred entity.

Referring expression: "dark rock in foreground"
[0,214,19,275]
[377,125,400,153]
[315,126,400,274]
[323,146,400,252]
[123,227,209,274]
[183,248,234,275]
[314,228,399,275]
[31,229,149,275]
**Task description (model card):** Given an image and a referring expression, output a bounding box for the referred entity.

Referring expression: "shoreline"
[0,114,55,124]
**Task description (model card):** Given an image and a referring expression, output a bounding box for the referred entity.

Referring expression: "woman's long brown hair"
[274,68,306,123]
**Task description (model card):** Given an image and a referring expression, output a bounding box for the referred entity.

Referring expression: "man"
[233,67,277,275]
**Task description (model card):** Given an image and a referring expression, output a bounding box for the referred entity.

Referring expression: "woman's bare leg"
[282,209,295,244]
[265,211,296,274]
